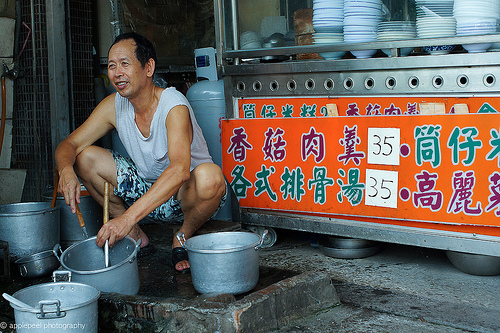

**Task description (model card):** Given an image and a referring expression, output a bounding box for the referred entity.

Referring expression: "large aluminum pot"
[42,190,102,247]
[5,271,100,333]
[0,202,60,260]
[53,236,141,295]
[179,231,266,295]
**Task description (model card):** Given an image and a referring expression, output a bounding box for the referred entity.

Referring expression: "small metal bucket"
[178,231,266,295]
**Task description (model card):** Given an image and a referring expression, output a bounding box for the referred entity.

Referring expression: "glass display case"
[216,0,500,258]
[216,0,500,63]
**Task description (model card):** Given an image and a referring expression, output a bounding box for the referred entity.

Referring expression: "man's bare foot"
[171,235,190,272]
[171,247,190,272]
[128,224,149,248]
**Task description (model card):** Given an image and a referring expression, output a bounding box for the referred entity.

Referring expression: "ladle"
[52,168,88,238]
[103,181,110,268]
[2,292,35,310]
[75,203,89,238]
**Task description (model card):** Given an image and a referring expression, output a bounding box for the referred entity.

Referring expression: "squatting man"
[55,32,227,272]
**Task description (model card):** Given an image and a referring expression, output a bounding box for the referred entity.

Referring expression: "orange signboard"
[222,97,500,235]
[237,96,500,118]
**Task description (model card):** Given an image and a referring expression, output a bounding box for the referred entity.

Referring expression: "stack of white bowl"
[312,0,346,60]
[313,32,346,60]
[415,0,456,55]
[313,0,344,33]
[490,23,500,52]
[343,0,383,58]
[454,0,500,53]
[377,21,417,57]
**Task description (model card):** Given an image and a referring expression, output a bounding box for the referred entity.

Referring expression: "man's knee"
[193,163,226,201]
[75,146,111,177]
[74,147,96,175]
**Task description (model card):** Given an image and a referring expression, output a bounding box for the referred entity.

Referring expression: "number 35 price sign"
[366,128,400,208]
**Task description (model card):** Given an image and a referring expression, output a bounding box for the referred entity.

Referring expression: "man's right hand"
[57,166,81,214]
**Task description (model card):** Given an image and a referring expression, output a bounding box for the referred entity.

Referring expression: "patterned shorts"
[112,151,227,223]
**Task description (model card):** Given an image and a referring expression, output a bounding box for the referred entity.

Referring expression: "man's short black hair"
[110,32,157,69]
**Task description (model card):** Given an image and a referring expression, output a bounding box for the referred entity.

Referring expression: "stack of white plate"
[416,0,456,55]
[454,0,500,53]
[343,0,383,58]
[377,21,417,57]
[313,32,346,60]
[416,0,454,18]
[313,0,344,33]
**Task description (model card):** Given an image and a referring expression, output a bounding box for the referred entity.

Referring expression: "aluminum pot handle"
[131,238,142,263]
[53,270,72,282]
[52,244,62,263]
[176,232,186,248]
[255,229,269,250]
[37,299,66,319]
[19,264,28,277]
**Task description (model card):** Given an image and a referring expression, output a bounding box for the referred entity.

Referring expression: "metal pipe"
[230,0,240,65]
[30,0,41,198]
[213,0,224,71]
[65,0,75,132]
[0,76,6,159]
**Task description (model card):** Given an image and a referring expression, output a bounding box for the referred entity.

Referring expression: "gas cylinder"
[187,48,232,221]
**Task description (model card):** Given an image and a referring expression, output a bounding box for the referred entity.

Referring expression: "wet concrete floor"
[0,221,307,332]
[2,221,499,332]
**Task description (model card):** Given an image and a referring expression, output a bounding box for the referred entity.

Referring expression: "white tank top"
[115,87,213,183]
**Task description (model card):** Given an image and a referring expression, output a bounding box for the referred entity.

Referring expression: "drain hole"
[270,80,279,91]
[324,78,334,90]
[484,74,496,87]
[237,81,245,92]
[385,76,396,89]
[364,77,375,90]
[343,77,354,90]
[409,76,419,89]
[287,80,297,91]
[253,80,262,92]
[457,75,468,88]
[305,78,315,90]
[433,76,444,88]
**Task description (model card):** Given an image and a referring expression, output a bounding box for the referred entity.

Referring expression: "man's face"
[107,39,150,99]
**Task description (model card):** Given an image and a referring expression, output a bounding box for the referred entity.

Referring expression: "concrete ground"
[261,229,500,333]
[1,222,499,332]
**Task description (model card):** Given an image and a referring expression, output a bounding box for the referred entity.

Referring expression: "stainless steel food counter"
[214,0,500,256]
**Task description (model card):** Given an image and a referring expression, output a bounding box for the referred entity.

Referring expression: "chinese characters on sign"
[223,97,500,228]
[238,97,500,119]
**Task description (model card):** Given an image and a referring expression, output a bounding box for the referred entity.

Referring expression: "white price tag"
[367,128,400,165]
[365,169,398,208]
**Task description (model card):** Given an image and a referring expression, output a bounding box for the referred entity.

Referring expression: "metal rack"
[218,31,500,256]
